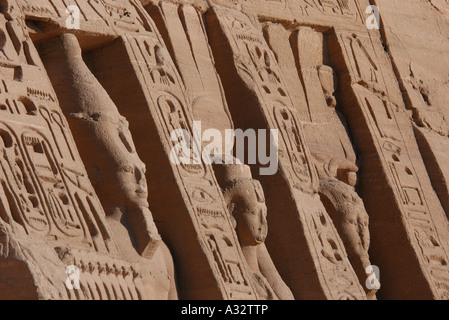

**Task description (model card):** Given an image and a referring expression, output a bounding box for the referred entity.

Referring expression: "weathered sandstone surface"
[0,0,448,300]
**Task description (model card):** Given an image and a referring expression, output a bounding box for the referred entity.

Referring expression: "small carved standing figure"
[316,65,379,300]
[294,27,378,299]
[214,163,294,300]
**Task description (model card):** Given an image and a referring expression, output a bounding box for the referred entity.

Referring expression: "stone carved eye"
[192,189,214,204]
[247,210,258,217]
[120,165,134,174]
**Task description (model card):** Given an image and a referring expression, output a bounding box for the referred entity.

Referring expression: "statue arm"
[257,244,295,300]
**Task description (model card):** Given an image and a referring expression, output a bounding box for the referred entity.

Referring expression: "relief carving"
[0,0,448,301]
[207,5,366,299]
[265,25,377,298]
[214,163,295,300]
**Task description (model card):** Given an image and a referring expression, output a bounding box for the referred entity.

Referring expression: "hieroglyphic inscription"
[118,11,258,298]
[207,6,366,299]
[17,0,146,33]
[291,0,361,22]
[0,1,117,257]
[338,31,449,299]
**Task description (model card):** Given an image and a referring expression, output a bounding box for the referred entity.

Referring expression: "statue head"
[41,33,152,213]
[78,109,150,211]
[214,164,268,246]
[231,179,268,246]
[116,118,148,207]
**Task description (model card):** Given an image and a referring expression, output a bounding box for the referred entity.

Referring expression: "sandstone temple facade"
[0,0,448,300]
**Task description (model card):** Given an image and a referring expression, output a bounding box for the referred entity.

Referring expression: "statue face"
[96,118,150,209]
[117,156,149,208]
[233,181,268,246]
[115,124,149,208]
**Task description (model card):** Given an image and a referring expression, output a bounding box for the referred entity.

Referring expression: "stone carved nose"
[260,208,268,225]
[134,167,145,185]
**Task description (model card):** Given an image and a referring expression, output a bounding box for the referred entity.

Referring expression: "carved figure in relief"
[39,34,177,299]
[214,163,294,300]
[319,178,376,298]
[0,1,180,299]
[317,65,378,299]
[292,27,377,298]
[40,33,161,258]
[315,66,359,183]
[206,6,368,299]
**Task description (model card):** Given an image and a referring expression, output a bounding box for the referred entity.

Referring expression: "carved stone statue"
[214,163,294,300]
[39,33,177,299]
[1,0,449,301]
[290,27,378,299]
[316,65,378,299]
[319,178,376,298]
[262,23,377,299]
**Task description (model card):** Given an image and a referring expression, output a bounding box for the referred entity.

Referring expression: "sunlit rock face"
[0,0,448,300]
